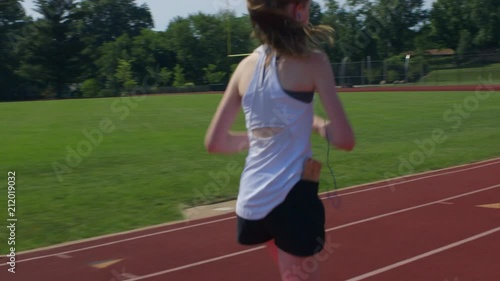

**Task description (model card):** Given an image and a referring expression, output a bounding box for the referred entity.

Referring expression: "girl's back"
[236,48,318,98]
[235,45,319,220]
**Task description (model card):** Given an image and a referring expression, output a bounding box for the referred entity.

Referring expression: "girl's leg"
[277,248,320,281]
[266,240,279,264]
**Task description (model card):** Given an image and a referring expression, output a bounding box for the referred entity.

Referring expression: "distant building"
[424,49,455,56]
[406,49,455,57]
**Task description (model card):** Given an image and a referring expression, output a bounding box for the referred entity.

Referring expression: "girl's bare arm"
[205,64,249,154]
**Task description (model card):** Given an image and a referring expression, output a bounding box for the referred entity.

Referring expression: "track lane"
[1,159,499,281]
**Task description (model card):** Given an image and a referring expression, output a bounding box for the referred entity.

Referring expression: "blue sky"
[21,0,436,31]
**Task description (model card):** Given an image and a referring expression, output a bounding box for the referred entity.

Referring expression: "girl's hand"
[313,115,328,138]
[312,52,355,151]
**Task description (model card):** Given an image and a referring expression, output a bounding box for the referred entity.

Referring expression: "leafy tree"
[77,0,153,45]
[468,0,499,50]
[94,29,174,95]
[94,34,132,95]
[372,0,427,56]
[309,0,323,26]
[188,13,226,82]
[203,64,226,84]
[115,59,137,94]
[158,67,173,86]
[131,30,172,75]
[413,23,434,51]
[226,14,255,56]
[457,30,473,57]
[76,0,153,77]
[17,0,83,98]
[430,0,499,51]
[165,17,198,83]
[165,12,254,85]
[80,78,101,97]
[0,0,25,55]
[0,0,28,100]
[430,0,469,50]
[173,64,186,87]
[322,0,368,61]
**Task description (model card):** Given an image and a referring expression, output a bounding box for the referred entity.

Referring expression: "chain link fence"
[333,52,500,87]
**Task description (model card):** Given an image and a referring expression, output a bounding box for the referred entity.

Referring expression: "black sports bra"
[283,89,314,103]
[276,56,314,104]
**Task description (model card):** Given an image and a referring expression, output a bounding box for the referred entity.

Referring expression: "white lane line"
[326,184,500,232]
[320,158,500,199]
[438,202,454,205]
[125,247,266,281]
[322,160,500,199]
[345,227,500,281]
[9,160,500,264]
[122,273,140,279]
[118,184,500,280]
[55,254,72,259]
[1,216,235,266]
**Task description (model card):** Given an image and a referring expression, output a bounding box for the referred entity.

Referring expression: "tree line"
[1,0,498,101]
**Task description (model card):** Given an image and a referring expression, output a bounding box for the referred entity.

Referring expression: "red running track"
[336,84,500,92]
[146,84,500,97]
[1,158,500,281]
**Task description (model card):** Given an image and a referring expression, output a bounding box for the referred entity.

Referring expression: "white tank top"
[236,46,314,220]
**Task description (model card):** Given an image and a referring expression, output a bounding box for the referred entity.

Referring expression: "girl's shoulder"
[234,51,260,74]
[306,49,330,65]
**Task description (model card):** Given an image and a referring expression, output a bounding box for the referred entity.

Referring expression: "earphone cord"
[324,121,339,200]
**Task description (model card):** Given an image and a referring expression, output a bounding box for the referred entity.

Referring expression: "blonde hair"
[247,0,334,56]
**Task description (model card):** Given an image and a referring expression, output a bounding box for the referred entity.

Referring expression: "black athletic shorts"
[237,180,326,257]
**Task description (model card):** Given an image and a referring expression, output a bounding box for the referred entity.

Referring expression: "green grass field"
[1,90,500,252]
[417,63,500,85]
